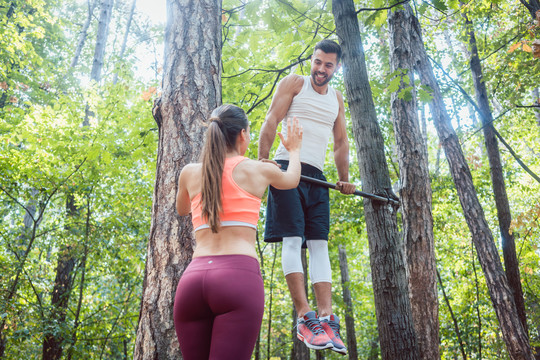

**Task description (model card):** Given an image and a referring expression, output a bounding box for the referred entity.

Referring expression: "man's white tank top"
[274,75,339,171]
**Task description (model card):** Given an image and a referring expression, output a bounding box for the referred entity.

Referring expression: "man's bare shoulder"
[279,74,305,94]
[335,89,345,102]
[238,159,280,179]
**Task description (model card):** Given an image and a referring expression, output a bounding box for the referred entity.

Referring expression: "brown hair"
[314,39,342,63]
[200,104,249,233]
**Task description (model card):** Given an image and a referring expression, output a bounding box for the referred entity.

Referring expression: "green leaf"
[431,0,448,12]
[388,76,402,93]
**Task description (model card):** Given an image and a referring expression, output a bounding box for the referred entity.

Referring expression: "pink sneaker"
[296,311,333,350]
[320,314,347,355]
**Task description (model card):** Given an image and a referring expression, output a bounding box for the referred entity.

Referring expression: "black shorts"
[264,160,329,244]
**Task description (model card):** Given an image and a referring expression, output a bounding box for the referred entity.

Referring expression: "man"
[258,39,355,354]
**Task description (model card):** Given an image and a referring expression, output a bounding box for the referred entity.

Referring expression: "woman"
[174,104,302,360]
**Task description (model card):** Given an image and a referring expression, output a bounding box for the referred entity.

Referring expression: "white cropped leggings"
[281,236,332,284]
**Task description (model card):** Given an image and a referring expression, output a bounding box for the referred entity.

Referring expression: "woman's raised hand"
[278,117,303,153]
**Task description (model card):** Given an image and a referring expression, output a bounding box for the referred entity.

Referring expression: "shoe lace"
[326,319,341,337]
[304,318,325,335]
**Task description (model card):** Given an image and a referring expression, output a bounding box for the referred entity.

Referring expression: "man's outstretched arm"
[258,75,303,160]
[333,91,356,194]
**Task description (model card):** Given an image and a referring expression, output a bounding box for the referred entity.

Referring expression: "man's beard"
[311,71,333,87]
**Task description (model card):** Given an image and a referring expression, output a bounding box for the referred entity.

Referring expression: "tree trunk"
[133,0,222,358]
[387,7,439,360]
[291,249,310,360]
[43,245,76,360]
[113,0,136,84]
[44,0,114,357]
[43,194,82,360]
[437,270,467,360]
[66,200,91,360]
[331,1,419,359]
[90,0,113,82]
[0,190,41,358]
[462,8,529,338]
[85,0,114,125]
[533,88,540,127]
[338,245,358,360]
[70,0,96,69]
[408,6,534,359]
[519,0,540,19]
[265,248,278,359]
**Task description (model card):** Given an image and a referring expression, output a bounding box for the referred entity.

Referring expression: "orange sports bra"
[190,156,262,232]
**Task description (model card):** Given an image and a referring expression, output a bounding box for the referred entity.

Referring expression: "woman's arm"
[264,117,303,190]
[176,165,193,216]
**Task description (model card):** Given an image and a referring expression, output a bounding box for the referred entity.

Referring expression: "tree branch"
[437,269,468,360]
[356,0,409,13]
[276,0,334,33]
[516,104,540,108]
[492,127,540,184]
[245,56,311,114]
[428,56,540,185]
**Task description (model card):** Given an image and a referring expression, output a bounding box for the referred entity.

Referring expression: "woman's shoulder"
[180,162,202,181]
[182,162,202,172]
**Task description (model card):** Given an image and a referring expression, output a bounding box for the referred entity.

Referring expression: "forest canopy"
[0,0,539,359]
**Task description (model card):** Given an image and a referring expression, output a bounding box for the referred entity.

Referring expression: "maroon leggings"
[173,255,265,360]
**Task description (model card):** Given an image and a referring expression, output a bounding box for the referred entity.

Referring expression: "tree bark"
[408,6,533,359]
[42,194,81,360]
[519,0,540,19]
[462,8,528,338]
[388,7,439,360]
[133,0,222,358]
[332,1,419,359]
[338,245,358,360]
[42,244,76,360]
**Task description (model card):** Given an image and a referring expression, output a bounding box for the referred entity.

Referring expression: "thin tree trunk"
[290,249,310,360]
[43,197,78,360]
[332,1,419,359]
[388,7,439,360]
[90,0,113,82]
[408,6,533,359]
[44,0,114,357]
[85,0,114,125]
[471,242,482,360]
[113,0,136,84]
[533,88,540,127]
[66,199,91,360]
[0,158,83,359]
[133,0,222,358]
[0,190,40,358]
[462,7,529,338]
[266,249,278,359]
[338,245,358,360]
[437,270,467,360]
[70,0,96,69]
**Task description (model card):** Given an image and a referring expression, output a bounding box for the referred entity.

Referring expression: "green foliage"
[0,0,161,357]
[1,0,540,358]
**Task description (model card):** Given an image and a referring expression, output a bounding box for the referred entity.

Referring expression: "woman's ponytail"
[200,104,248,233]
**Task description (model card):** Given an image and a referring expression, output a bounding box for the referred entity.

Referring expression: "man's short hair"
[313,39,342,63]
